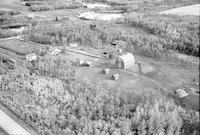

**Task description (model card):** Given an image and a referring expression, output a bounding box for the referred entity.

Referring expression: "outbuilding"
[175,89,189,98]
[115,52,135,70]
[103,68,110,74]
[112,73,119,80]
[26,53,37,62]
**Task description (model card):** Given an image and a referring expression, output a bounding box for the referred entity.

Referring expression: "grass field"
[160,4,200,16]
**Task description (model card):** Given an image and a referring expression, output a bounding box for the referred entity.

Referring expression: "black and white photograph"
[0,0,199,135]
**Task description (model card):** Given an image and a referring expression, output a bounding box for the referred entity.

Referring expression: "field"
[0,0,199,135]
[160,4,200,16]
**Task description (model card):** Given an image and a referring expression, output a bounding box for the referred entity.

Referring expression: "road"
[0,110,31,135]
[0,127,7,135]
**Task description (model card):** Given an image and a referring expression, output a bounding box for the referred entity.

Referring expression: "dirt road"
[0,110,31,135]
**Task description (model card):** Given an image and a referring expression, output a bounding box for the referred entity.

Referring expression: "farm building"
[112,73,119,80]
[175,89,189,98]
[103,68,110,74]
[26,53,37,62]
[115,52,135,70]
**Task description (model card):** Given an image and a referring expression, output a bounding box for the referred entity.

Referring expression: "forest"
[26,15,199,57]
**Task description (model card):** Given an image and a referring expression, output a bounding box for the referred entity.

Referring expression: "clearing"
[159,4,200,16]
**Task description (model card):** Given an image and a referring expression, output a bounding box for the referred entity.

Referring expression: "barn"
[115,52,135,70]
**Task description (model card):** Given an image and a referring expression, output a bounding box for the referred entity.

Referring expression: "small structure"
[83,60,92,67]
[115,52,135,70]
[175,89,189,98]
[69,42,78,47]
[26,53,37,62]
[112,73,119,80]
[51,48,61,55]
[76,59,84,66]
[76,59,92,67]
[117,49,122,53]
[103,68,110,74]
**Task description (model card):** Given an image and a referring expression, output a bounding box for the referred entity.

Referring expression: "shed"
[76,59,84,66]
[115,52,135,70]
[26,53,37,62]
[51,48,61,55]
[112,73,119,80]
[84,61,92,66]
[103,68,110,74]
[69,42,78,47]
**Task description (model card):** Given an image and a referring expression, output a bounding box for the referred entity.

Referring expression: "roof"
[119,52,135,63]
[118,52,135,69]
[175,89,189,98]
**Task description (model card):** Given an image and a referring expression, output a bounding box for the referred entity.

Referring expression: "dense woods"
[0,57,199,135]
[124,15,200,56]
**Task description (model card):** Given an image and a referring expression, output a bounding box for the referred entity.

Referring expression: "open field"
[0,0,28,11]
[160,4,200,16]
[0,0,199,135]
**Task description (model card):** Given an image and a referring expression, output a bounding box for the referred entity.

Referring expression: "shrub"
[0,29,17,38]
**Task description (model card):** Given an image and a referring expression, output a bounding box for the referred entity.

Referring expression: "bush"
[30,5,52,12]
[0,29,17,38]
[29,3,80,12]
[0,10,20,16]
[128,15,200,56]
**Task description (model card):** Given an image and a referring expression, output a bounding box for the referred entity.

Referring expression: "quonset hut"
[115,52,135,70]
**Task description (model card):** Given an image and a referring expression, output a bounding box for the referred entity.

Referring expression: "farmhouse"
[115,52,135,70]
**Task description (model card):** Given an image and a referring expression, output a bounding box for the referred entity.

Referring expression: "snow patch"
[79,12,123,21]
